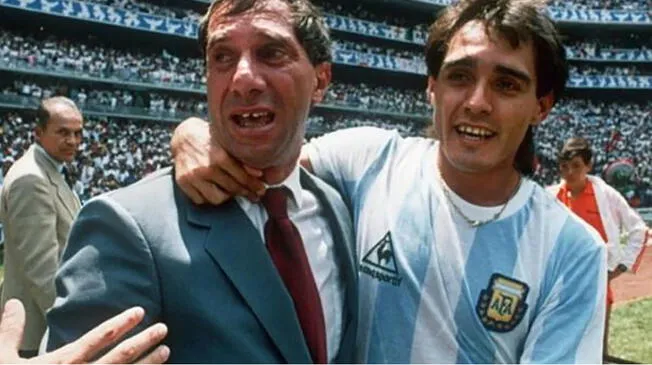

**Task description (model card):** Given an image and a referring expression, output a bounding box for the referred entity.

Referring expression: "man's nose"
[231,54,266,101]
[64,133,80,145]
[464,82,492,115]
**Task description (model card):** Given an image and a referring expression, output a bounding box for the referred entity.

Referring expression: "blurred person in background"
[0,96,82,357]
[547,136,648,357]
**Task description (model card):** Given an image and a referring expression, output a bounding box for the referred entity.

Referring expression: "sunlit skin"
[559,155,592,196]
[427,21,553,205]
[204,0,330,184]
[35,104,83,163]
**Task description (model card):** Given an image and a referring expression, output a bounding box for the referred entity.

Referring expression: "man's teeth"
[456,125,494,137]
[234,112,273,127]
[241,112,268,119]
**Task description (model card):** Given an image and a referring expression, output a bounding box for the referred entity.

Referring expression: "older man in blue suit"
[45,0,357,362]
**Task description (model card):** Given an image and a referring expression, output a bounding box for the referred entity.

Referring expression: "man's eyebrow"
[440,57,533,85]
[206,33,230,49]
[207,31,291,50]
[495,64,532,85]
[440,57,475,71]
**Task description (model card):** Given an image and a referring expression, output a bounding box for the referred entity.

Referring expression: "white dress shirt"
[235,165,344,362]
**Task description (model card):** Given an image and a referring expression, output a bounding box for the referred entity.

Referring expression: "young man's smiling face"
[204,0,330,170]
[429,21,552,176]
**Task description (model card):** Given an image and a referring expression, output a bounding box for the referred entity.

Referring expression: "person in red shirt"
[548,137,649,357]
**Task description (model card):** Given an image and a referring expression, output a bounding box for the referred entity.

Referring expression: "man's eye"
[496,79,520,92]
[447,72,470,83]
[213,51,233,64]
[259,47,288,62]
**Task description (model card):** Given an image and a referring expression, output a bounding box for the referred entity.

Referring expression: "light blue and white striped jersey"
[306,127,607,364]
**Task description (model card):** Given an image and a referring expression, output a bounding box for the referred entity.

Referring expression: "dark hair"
[425,0,568,176]
[35,96,80,130]
[198,0,331,66]
[559,137,593,165]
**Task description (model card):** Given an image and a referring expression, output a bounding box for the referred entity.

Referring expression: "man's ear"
[532,92,554,126]
[311,62,332,104]
[427,76,437,105]
[33,126,43,142]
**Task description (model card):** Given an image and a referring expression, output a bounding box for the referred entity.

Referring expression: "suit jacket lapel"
[186,197,312,364]
[300,170,358,363]
[33,145,78,220]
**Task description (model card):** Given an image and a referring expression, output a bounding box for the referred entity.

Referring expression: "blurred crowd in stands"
[3,30,650,88]
[414,0,650,10]
[323,82,429,116]
[87,0,202,22]
[0,31,207,90]
[548,0,650,10]
[535,99,652,207]
[570,65,646,76]
[565,38,652,62]
[80,0,652,31]
[0,112,173,202]
[306,114,426,137]
[2,78,431,117]
[2,96,651,205]
[0,0,650,206]
[2,80,207,116]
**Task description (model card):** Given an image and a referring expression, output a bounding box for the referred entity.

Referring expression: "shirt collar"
[561,179,594,197]
[35,143,65,173]
[236,163,303,212]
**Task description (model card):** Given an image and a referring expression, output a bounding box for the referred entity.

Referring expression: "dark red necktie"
[262,187,328,364]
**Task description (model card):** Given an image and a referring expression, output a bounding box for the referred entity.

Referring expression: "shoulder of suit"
[300,167,340,199]
[99,167,175,210]
[2,150,48,190]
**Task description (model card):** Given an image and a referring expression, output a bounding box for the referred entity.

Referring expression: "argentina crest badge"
[476,273,529,332]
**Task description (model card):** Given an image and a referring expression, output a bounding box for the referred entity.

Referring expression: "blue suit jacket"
[46,168,358,363]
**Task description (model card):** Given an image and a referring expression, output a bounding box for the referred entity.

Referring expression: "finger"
[206,168,251,197]
[135,345,170,364]
[243,165,264,178]
[193,179,231,205]
[0,299,26,361]
[45,307,145,364]
[177,177,207,205]
[95,324,168,364]
[211,153,265,195]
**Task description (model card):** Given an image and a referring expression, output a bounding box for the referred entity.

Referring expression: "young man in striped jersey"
[172,0,607,362]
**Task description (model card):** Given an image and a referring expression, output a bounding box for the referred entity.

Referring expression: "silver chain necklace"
[439,173,523,228]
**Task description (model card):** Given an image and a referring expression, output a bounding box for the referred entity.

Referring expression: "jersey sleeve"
[304,127,399,208]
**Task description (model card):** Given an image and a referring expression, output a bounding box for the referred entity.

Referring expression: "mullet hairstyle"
[425,0,568,176]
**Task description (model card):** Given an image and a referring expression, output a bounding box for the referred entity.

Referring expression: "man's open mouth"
[455,125,496,140]
[232,111,275,128]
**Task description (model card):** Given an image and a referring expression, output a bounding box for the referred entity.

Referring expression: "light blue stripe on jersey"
[347,138,394,231]
[454,197,533,364]
[366,187,434,363]
[526,217,602,363]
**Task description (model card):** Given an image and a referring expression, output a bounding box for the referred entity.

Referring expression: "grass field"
[609,298,652,363]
